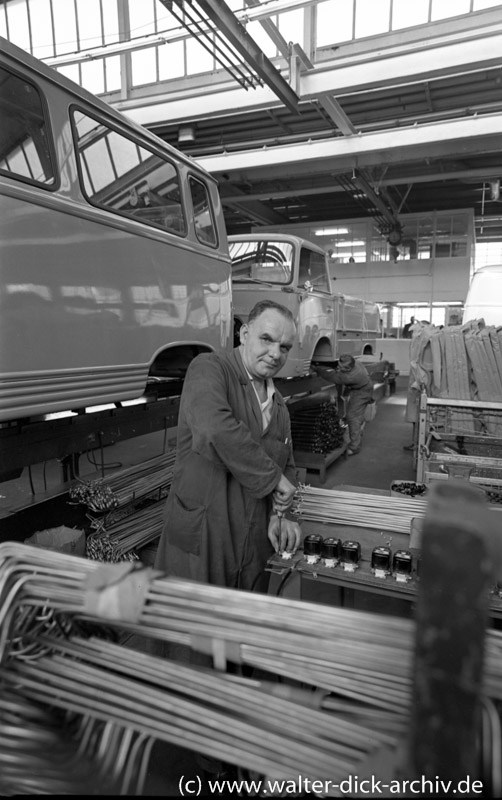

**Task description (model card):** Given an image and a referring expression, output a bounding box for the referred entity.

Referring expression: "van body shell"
[229,233,381,379]
[463,265,502,326]
[0,37,232,422]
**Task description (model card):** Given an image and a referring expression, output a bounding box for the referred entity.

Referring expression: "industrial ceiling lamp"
[178,125,196,143]
[387,225,403,247]
[490,179,500,201]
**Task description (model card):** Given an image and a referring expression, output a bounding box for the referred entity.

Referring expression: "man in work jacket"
[155,299,301,592]
[315,354,374,455]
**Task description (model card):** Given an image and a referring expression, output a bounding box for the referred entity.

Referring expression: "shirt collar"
[242,363,275,400]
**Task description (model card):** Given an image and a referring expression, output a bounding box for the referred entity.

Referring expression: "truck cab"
[229,233,381,379]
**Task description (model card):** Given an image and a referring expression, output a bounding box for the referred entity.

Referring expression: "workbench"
[267,516,502,623]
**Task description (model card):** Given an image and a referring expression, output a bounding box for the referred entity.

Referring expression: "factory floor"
[0,374,417,796]
[298,373,416,491]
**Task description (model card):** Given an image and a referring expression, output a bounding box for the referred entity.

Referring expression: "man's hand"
[268,516,301,554]
[272,473,296,513]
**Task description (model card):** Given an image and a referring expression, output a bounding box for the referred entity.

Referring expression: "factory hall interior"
[3,0,502,796]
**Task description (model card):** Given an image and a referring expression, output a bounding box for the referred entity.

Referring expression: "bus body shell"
[0,37,232,423]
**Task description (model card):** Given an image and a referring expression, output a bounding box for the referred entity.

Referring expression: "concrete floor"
[300,374,416,492]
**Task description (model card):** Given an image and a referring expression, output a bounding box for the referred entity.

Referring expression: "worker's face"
[240,309,296,380]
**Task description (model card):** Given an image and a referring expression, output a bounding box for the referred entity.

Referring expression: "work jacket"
[154,348,296,590]
[317,361,373,396]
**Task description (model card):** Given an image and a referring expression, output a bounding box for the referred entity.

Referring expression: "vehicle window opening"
[0,65,56,185]
[72,108,187,236]
[229,240,292,284]
[299,247,330,292]
[189,175,217,246]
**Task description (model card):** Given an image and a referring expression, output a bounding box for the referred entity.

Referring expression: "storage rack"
[416,393,502,488]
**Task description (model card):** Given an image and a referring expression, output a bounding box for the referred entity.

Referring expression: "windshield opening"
[230,240,293,284]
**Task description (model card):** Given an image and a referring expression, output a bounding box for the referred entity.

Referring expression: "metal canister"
[321,537,341,568]
[303,534,323,564]
[393,549,413,582]
[341,540,361,572]
[371,546,392,578]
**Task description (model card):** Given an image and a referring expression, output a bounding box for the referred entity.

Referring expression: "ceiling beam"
[218,183,288,225]
[175,0,300,115]
[243,0,291,60]
[302,28,502,100]
[215,161,502,202]
[197,114,502,178]
[290,44,356,135]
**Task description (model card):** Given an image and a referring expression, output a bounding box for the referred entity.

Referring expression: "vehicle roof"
[0,35,216,183]
[228,232,327,257]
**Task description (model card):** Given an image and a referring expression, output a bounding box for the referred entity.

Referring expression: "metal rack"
[416,393,502,489]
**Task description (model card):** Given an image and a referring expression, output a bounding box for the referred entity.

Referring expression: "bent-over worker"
[154,299,302,592]
[315,354,374,455]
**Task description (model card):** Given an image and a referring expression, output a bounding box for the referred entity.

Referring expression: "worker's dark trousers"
[346,392,371,453]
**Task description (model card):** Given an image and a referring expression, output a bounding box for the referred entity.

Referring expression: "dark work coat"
[154,348,296,590]
[316,362,374,452]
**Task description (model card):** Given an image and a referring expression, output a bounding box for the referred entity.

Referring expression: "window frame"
[0,63,59,191]
[188,173,219,249]
[70,103,188,238]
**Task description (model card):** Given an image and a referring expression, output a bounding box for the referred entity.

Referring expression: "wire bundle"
[2,542,501,793]
[0,690,128,795]
[0,542,413,790]
[70,453,176,513]
[292,485,428,534]
[86,501,164,563]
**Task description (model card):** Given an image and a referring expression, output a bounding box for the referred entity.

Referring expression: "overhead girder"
[197,116,502,180]
[290,43,356,135]
[218,181,289,225]
[100,6,502,237]
[158,0,301,114]
[243,0,291,61]
[118,15,502,127]
[301,30,502,101]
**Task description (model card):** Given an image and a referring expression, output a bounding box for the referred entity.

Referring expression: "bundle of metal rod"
[291,484,428,534]
[1,633,401,790]
[69,452,176,512]
[86,500,164,562]
[0,542,415,713]
[0,690,132,795]
[2,542,502,788]
[289,401,345,454]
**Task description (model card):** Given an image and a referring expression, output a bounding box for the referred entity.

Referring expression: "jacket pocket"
[167,493,206,555]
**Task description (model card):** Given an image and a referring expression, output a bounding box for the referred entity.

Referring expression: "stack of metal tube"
[289,400,345,453]
[1,542,502,794]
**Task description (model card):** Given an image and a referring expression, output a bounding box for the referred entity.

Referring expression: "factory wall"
[330,256,471,304]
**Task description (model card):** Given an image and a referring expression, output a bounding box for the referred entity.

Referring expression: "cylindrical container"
[341,540,361,571]
[371,546,392,578]
[303,533,323,564]
[321,537,341,568]
[393,549,413,582]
